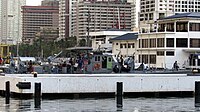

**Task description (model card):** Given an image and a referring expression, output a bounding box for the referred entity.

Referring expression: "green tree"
[79,39,86,47]
[10,37,78,58]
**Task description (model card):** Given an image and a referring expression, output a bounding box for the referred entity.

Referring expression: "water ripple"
[0,97,197,112]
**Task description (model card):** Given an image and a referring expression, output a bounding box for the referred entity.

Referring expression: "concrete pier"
[0,73,199,97]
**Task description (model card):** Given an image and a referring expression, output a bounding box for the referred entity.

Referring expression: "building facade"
[0,0,26,45]
[58,0,134,42]
[76,0,132,40]
[90,29,133,51]
[59,0,76,40]
[139,0,200,33]
[42,0,59,6]
[110,33,138,58]
[22,4,59,44]
[110,13,200,69]
[138,12,200,69]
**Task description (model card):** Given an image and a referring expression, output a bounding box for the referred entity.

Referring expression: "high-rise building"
[58,0,133,41]
[22,1,59,44]
[42,0,59,6]
[128,0,138,29]
[0,0,26,45]
[59,0,74,40]
[139,0,200,33]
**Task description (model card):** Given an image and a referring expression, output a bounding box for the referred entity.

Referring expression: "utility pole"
[87,10,91,47]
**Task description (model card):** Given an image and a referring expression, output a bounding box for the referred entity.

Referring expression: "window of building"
[166,38,174,47]
[166,23,174,32]
[139,39,141,48]
[142,55,148,64]
[131,43,135,48]
[124,44,127,48]
[150,39,156,48]
[189,23,200,31]
[176,22,188,32]
[159,13,165,19]
[128,43,131,48]
[176,38,188,47]
[127,43,134,48]
[95,56,101,61]
[139,55,141,63]
[166,51,174,56]
[158,24,165,32]
[157,38,164,47]
[150,55,156,64]
[116,43,118,45]
[120,44,123,48]
[157,51,164,56]
[142,39,149,48]
[190,38,200,47]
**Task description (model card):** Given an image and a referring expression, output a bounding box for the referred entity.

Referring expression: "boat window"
[95,56,101,61]
[98,56,101,61]
[108,57,112,62]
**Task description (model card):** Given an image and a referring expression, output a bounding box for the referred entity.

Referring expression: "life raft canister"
[94,63,100,70]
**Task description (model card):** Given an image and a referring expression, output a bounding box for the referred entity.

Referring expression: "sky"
[26,0,42,6]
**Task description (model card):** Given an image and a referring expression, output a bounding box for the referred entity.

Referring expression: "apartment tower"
[139,0,200,33]
[0,0,26,45]
[22,0,59,44]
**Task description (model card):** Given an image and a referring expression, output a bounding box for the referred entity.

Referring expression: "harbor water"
[0,96,199,112]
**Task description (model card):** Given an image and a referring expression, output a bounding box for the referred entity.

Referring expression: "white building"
[0,0,26,45]
[138,12,200,69]
[109,33,138,58]
[90,29,134,51]
[139,0,200,33]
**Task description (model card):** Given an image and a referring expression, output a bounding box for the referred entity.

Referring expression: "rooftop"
[104,28,131,32]
[109,33,138,41]
[160,12,200,20]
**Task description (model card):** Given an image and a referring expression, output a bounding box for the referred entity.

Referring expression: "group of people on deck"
[52,53,90,74]
[117,55,135,73]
